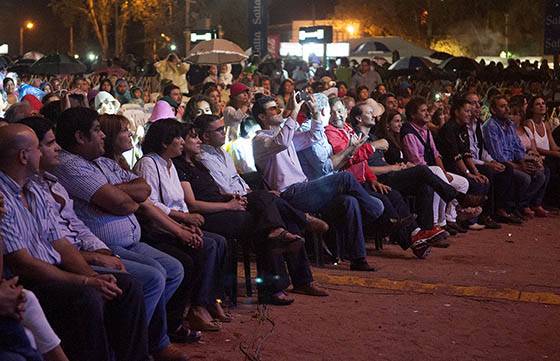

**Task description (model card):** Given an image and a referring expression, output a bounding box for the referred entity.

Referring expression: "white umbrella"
[186,39,248,65]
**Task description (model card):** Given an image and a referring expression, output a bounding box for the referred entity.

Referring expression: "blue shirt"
[296,119,334,180]
[482,116,526,162]
[51,150,141,248]
[0,171,62,265]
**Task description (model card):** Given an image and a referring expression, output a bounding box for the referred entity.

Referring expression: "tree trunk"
[86,0,110,59]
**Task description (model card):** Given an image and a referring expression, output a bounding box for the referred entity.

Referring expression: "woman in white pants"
[429,166,469,232]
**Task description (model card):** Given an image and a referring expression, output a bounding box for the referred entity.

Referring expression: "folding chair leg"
[242,246,252,297]
[227,238,238,307]
[375,233,383,251]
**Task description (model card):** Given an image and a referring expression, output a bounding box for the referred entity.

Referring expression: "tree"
[50,0,113,58]
[334,0,545,56]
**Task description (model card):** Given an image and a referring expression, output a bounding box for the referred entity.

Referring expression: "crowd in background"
[1,52,560,361]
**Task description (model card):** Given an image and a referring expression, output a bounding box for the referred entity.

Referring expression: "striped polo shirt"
[0,171,62,265]
[51,150,141,248]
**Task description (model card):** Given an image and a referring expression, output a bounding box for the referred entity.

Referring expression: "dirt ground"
[177,216,560,361]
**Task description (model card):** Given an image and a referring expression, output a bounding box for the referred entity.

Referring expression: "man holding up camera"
[252,94,384,271]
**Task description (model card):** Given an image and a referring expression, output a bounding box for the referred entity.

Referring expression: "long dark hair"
[99,78,114,95]
[278,79,294,97]
[376,110,402,150]
[526,96,546,121]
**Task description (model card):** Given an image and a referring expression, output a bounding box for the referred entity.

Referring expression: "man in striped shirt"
[18,116,193,360]
[50,108,193,359]
[0,123,149,361]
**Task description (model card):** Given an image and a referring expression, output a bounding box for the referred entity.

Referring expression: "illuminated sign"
[190,29,218,43]
[298,26,333,44]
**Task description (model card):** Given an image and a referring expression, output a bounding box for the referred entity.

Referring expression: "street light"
[20,20,35,55]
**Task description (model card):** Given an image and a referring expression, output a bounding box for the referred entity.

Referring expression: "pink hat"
[230,82,249,97]
[149,100,176,122]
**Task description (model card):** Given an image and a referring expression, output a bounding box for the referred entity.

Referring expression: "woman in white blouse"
[134,118,229,332]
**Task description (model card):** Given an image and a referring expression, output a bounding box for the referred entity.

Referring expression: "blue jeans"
[513,168,547,208]
[281,172,384,260]
[111,242,184,352]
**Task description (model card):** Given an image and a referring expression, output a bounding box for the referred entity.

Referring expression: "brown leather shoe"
[305,214,329,234]
[291,283,329,297]
[153,344,189,361]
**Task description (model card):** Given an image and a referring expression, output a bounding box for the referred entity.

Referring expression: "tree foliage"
[334,0,544,55]
[50,0,174,58]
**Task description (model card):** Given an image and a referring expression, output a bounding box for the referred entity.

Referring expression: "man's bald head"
[0,124,39,168]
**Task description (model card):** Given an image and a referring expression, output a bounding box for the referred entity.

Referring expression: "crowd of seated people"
[2,57,560,360]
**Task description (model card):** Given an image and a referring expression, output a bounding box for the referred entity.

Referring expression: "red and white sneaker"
[411,227,446,247]
[411,241,432,259]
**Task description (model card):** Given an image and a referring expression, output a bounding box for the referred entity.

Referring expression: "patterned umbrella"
[186,39,248,65]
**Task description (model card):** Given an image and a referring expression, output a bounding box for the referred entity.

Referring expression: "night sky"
[0,0,336,57]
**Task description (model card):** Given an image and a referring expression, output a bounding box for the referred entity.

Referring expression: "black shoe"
[350,259,376,271]
[511,209,526,221]
[447,221,467,233]
[481,216,501,229]
[169,326,202,344]
[443,225,458,236]
[495,213,523,225]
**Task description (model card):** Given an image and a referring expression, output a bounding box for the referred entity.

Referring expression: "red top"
[324,123,377,183]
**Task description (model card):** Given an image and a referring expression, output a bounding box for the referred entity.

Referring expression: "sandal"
[169,325,202,343]
[208,303,233,323]
[186,307,222,332]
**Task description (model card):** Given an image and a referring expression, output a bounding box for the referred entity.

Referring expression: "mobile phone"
[295,90,311,103]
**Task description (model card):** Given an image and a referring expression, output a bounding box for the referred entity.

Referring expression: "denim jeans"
[281,172,384,261]
[512,168,547,208]
[281,172,384,219]
[111,242,184,352]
